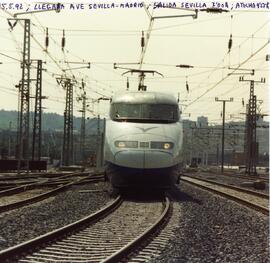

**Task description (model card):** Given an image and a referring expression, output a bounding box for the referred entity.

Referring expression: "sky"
[0,0,269,124]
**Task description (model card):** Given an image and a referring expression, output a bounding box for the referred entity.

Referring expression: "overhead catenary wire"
[31,15,114,116]
[0,7,268,121]
[0,52,21,62]
[31,14,123,98]
[185,40,268,108]
[183,18,269,110]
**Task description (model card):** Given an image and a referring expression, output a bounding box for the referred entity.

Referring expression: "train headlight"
[163,143,172,150]
[114,141,138,148]
[151,141,174,150]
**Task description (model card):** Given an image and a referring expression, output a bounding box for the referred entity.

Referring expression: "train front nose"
[111,132,177,169]
[114,150,173,169]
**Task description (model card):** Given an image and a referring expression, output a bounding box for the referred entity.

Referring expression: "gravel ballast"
[153,182,269,262]
[0,180,268,262]
[0,181,112,251]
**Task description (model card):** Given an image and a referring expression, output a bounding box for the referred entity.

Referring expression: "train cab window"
[112,104,141,119]
[142,104,178,121]
[110,103,179,123]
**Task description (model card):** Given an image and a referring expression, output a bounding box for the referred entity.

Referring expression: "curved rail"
[0,181,41,197]
[0,173,104,214]
[181,176,269,215]
[0,196,122,262]
[0,171,85,196]
[0,195,171,262]
[199,169,269,183]
[182,174,269,199]
[103,196,171,262]
[229,174,268,183]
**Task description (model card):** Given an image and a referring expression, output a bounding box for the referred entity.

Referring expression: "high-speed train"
[104,91,183,188]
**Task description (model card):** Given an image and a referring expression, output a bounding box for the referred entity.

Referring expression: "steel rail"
[0,181,41,197]
[0,173,74,197]
[0,171,104,197]
[199,169,269,183]
[31,174,105,187]
[182,174,269,199]
[0,196,122,262]
[181,176,269,215]
[102,196,171,263]
[0,172,72,181]
[231,174,268,183]
[0,174,104,214]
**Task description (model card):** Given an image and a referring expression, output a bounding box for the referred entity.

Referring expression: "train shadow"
[117,188,168,202]
[167,184,202,205]
[110,185,202,204]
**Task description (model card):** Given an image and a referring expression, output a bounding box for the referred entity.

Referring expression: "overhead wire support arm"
[63,61,91,66]
[239,77,266,84]
[152,6,198,18]
[152,13,198,20]
[199,8,229,13]
[228,67,255,76]
[62,65,90,72]
[176,64,194,68]
[98,97,111,101]
[116,68,164,91]
[113,62,140,69]
[12,3,62,17]
[62,61,91,72]
[121,69,164,78]
[114,62,164,90]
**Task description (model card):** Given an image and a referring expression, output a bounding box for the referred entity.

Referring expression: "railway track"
[0,172,73,185]
[198,169,269,183]
[233,174,268,183]
[0,172,105,214]
[0,171,97,188]
[181,176,269,215]
[0,195,171,262]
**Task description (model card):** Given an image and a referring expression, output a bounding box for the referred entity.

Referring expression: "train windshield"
[110,103,179,123]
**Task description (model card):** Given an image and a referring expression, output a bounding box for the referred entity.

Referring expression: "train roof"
[111,91,178,105]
